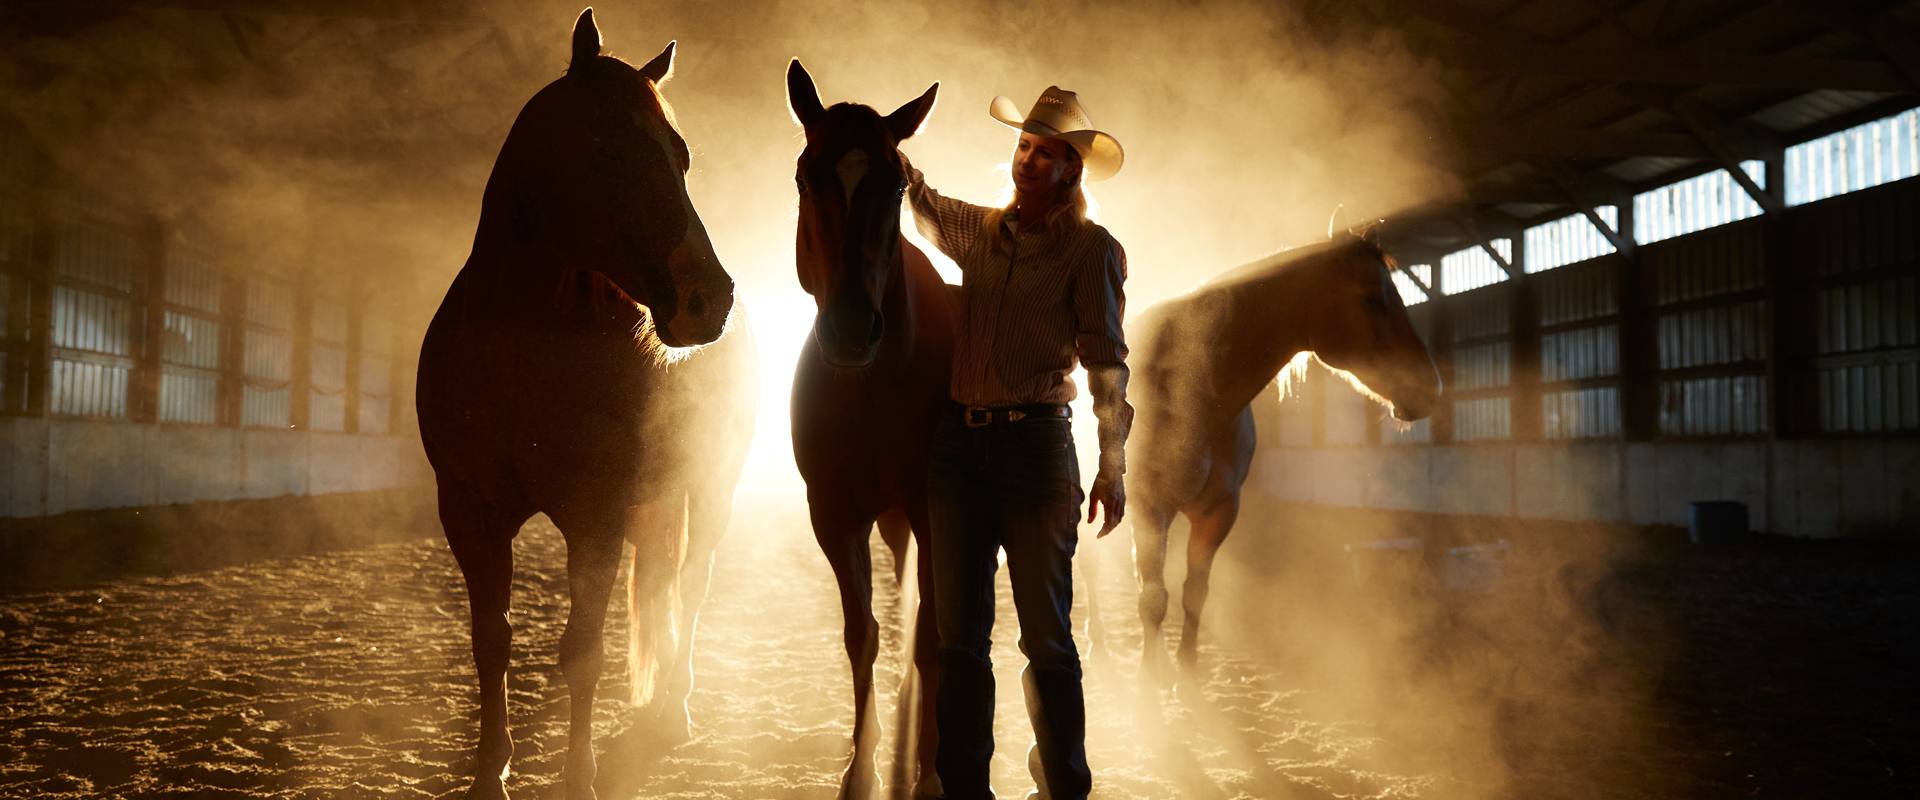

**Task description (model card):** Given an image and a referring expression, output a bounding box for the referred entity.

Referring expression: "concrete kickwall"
[1254,440,1920,537]
[0,418,433,519]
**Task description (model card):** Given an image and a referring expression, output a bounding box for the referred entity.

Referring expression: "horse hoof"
[652,701,693,744]
[911,771,944,799]
[838,759,880,800]
[1173,670,1206,704]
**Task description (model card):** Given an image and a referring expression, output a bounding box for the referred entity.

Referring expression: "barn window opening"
[1633,161,1765,244]
[1439,238,1510,295]
[1391,263,1431,304]
[1786,107,1920,206]
[1524,206,1617,273]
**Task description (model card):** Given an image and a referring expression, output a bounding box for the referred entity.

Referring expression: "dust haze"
[2,1,1657,797]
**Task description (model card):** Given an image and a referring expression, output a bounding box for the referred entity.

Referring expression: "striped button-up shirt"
[907,170,1129,408]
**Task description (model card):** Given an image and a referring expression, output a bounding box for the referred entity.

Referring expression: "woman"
[905,86,1130,800]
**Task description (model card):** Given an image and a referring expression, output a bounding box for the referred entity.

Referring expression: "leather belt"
[960,403,1071,427]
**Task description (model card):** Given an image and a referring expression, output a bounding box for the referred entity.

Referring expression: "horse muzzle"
[815,306,883,368]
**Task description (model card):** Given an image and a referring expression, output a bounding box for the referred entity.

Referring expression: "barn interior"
[0,0,1915,798]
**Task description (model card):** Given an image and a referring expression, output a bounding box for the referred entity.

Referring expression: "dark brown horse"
[786,60,950,799]
[416,11,742,800]
[1102,230,1439,687]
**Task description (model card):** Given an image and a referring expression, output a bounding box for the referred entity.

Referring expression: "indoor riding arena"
[0,1,1914,799]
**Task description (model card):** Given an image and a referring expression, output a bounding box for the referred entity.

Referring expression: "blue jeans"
[929,410,1089,800]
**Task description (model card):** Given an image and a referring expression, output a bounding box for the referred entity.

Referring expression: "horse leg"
[662,485,732,740]
[1080,528,1109,660]
[439,482,526,800]
[1132,507,1179,689]
[877,507,911,586]
[906,502,942,800]
[554,516,629,800]
[811,501,882,800]
[1178,491,1242,674]
[623,498,679,710]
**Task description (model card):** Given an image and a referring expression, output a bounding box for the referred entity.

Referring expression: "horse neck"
[458,234,636,329]
[867,238,931,363]
[1209,256,1332,406]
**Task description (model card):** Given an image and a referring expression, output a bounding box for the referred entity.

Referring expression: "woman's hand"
[1088,469,1125,537]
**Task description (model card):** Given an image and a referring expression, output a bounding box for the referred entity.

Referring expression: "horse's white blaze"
[836,149,869,208]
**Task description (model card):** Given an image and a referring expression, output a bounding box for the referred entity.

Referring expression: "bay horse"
[786,60,951,799]
[1101,229,1440,686]
[415,10,741,800]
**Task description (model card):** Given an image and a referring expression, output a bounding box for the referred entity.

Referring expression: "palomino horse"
[416,11,744,799]
[786,60,951,799]
[1109,229,1440,686]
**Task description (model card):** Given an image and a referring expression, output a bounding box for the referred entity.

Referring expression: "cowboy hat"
[989,86,1123,182]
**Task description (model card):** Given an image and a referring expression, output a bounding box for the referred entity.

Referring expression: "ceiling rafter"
[1444,38,1915,91]
[1454,212,1521,278]
[1539,158,1639,261]
[1785,0,1920,88]
[1461,126,1710,158]
[1611,84,1786,213]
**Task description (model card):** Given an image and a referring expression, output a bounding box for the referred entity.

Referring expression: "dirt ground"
[0,479,1913,799]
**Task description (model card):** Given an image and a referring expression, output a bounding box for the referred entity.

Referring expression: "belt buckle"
[965,407,991,427]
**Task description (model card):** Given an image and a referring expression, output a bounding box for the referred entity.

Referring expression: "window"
[1524,207,1617,273]
[310,298,349,432]
[1391,264,1431,305]
[1633,161,1765,244]
[1440,238,1510,295]
[243,279,294,428]
[50,192,140,419]
[359,313,392,434]
[159,243,222,424]
[1786,107,1919,206]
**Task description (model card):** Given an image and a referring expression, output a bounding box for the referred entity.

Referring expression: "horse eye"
[796,175,808,194]
[896,182,908,198]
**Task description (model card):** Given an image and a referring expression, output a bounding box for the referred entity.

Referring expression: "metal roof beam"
[1443,38,1916,92]
[1785,0,1920,90]
[1612,86,1786,214]
[1460,126,1709,158]
[1453,212,1520,280]
[1539,159,1638,262]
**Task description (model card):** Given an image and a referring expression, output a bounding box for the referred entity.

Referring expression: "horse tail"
[625,493,691,706]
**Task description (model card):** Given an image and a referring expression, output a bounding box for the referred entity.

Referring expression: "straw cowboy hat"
[989,86,1124,181]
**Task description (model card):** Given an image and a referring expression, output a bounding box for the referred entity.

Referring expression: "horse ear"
[638,41,676,85]
[787,59,825,129]
[1327,204,1354,241]
[885,82,939,143]
[571,8,601,71]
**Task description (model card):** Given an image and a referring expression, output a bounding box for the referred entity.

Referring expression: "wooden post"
[290,273,313,431]
[344,297,361,435]
[135,217,166,424]
[1509,233,1542,443]
[1615,195,1658,441]
[218,264,247,427]
[23,175,54,419]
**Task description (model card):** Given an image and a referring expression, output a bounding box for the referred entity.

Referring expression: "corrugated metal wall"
[1790,179,1920,433]
[243,279,294,428]
[359,314,392,435]
[309,297,349,432]
[1268,175,1916,457]
[159,240,222,424]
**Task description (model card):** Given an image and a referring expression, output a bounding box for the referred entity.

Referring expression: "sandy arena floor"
[0,478,1913,799]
